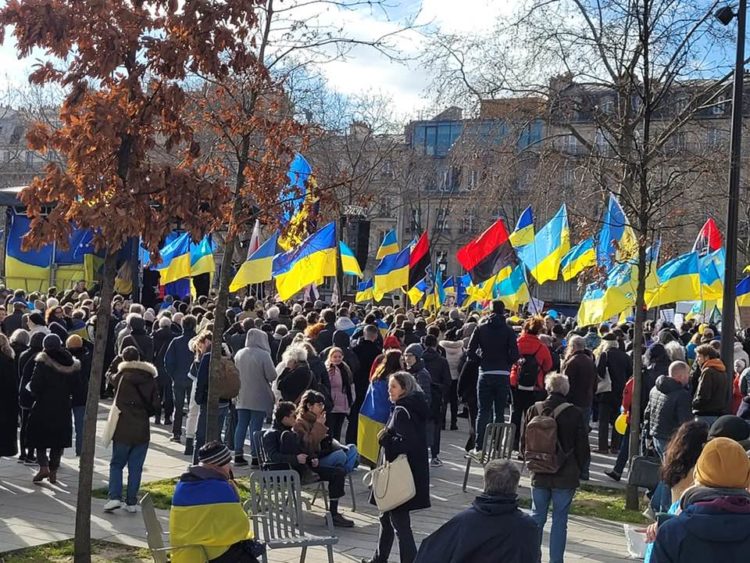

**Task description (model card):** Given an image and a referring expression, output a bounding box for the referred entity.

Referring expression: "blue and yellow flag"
[358,379,391,465]
[699,248,724,300]
[517,204,570,284]
[373,246,410,301]
[426,269,446,311]
[339,241,363,278]
[577,283,633,327]
[560,238,596,281]
[492,264,529,310]
[272,223,337,300]
[646,252,701,308]
[376,229,399,260]
[442,275,455,296]
[407,276,428,305]
[190,236,215,277]
[5,210,52,291]
[737,277,750,307]
[355,278,374,303]
[230,232,279,292]
[456,274,470,307]
[509,206,535,248]
[156,232,192,284]
[597,194,638,270]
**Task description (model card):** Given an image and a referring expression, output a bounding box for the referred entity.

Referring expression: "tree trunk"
[74,250,117,562]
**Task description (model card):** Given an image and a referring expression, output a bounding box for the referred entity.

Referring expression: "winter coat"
[326,361,354,413]
[262,424,301,466]
[321,330,361,377]
[693,359,731,416]
[375,392,431,512]
[2,311,24,336]
[276,329,302,363]
[110,360,160,445]
[234,328,277,414]
[521,392,591,490]
[194,352,231,406]
[415,493,539,563]
[510,333,553,391]
[151,326,175,381]
[407,359,433,410]
[277,362,314,403]
[738,395,750,420]
[562,349,597,409]
[120,316,154,362]
[313,322,336,353]
[352,339,381,399]
[645,376,692,440]
[467,313,520,373]
[651,487,750,563]
[164,328,197,387]
[70,345,92,408]
[0,351,18,456]
[27,350,80,449]
[422,348,452,391]
[596,343,632,402]
[458,356,480,408]
[293,411,328,456]
[439,340,465,381]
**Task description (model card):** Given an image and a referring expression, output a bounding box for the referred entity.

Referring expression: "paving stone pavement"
[0,401,633,562]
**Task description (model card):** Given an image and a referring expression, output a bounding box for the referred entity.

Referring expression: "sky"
[0,0,517,119]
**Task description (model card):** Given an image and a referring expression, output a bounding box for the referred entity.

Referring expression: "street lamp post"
[719,0,746,370]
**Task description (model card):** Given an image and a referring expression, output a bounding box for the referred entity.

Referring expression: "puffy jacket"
[651,487,750,563]
[467,314,519,373]
[439,340,465,381]
[693,359,731,416]
[415,493,539,563]
[110,360,160,445]
[510,333,553,391]
[645,375,692,440]
[164,328,197,387]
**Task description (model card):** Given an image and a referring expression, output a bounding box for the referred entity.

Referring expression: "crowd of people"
[2,282,750,562]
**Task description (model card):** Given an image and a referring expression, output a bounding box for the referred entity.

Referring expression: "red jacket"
[622,377,633,424]
[510,333,553,390]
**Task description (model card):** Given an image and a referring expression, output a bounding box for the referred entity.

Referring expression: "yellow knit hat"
[695,437,750,489]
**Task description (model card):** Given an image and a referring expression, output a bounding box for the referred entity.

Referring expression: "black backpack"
[516,347,540,391]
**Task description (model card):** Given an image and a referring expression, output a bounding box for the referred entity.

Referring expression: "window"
[711,96,727,116]
[381,159,393,178]
[518,120,543,149]
[378,197,391,216]
[467,169,479,190]
[595,129,613,155]
[461,210,477,233]
[412,121,463,157]
[562,167,575,188]
[562,134,579,154]
[435,208,449,232]
[601,96,615,114]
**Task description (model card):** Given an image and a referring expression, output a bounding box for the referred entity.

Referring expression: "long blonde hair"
[0,333,15,360]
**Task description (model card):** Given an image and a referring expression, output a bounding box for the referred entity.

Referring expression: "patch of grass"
[94,477,254,510]
[518,483,650,525]
[2,540,150,562]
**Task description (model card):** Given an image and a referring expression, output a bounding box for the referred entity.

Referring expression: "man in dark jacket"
[645,360,692,457]
[415,459,539,563]
[152,317,176,425]
[423,334,452,466]
[561,335,597,422]
[521,373,590,563]
[313,308,336,353]
[164,314,197,442]
[692,344,730,427]
[651,437,750,563]
[466,300,520,452]
[276,315,306,363]
[120,314,154,362]
[402,321,420,346]
[347,325,381,443]
[2,301,26,336]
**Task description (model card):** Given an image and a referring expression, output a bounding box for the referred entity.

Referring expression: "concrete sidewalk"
[0,401,633,562]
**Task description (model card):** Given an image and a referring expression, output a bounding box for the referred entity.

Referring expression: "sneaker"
[470,448,483,457]
[331,513,355,528]
[125,504,137,514]
[604,470,621,482]
[430,457,443,467]
[234,456,249,467]
[103,499,122,512]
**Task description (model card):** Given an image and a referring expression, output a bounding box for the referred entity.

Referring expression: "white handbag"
[597,366,613,395]
[363,453,416,513]
[100,382,121,448]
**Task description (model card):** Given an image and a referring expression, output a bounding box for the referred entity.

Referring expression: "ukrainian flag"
[339,241,363,278]
[509,206,535,248]
[456,274,470,307]
[229,232,279,292]
[407,276,428,305]
[426,269,446,311]
[442,276,456,296]
[376,229,399,260]
[699,248,724,300]
[560,238,596,281]
[737,277,750,307]
[373,246,410,301]
[5,210,52,291]
[357,379,391,465]
[493,264,529,310]
[517,205,570,284]
[190,236,215,277]
[156,232,192,284]
[646,252,701,308]
[577,283,633,327]
[597,194,637,269]
[355,278,374,303]
[272,223,337,300]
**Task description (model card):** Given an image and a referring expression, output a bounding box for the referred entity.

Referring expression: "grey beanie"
[404,343,424,359]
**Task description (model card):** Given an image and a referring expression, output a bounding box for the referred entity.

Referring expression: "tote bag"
[363,452,416,513]
[100,382,122,448]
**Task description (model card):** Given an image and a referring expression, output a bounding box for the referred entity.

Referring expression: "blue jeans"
[72,405,85,455]
[234,409,266,458]
[475,371,510,448]
[193,404,229,465]
[319,445,359,473]
[531,487,576,563]
[653,436,669,460]
[109,442,149,505]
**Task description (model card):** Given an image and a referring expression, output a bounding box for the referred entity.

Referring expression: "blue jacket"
[652,487,750,563]
[415,494,539,563]
[164,329,196,386]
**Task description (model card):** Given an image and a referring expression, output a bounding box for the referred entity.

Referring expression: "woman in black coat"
[0,334,19,458]
[364,371,430,563]
[17,331,45,462]
[27,334,80,484]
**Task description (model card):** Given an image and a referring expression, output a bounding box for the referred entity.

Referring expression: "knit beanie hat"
[404,343,424,360]
[198,441,232,466]
[29,312,45,326]
[43,334,62,352]
[695,437,750,489]
[708,415,750,443]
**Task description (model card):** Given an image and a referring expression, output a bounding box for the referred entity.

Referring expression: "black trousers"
[37,447,64,470]
[313,465,346,499]
[210,541,259,562]
[345,397,363,444]
[20,409,33,458]
[375,509,416,563]
[157,378,174,422]
[597,396,620,451]
[510,388,544,450]
[442,380,459,427]
[171,382,191,438]
[328,412,347,442]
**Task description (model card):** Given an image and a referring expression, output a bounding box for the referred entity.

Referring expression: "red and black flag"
[409,231,431,288]
[457,218,517,284]
[692,218,723,257]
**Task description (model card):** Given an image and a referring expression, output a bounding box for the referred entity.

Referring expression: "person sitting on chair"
[170,441,259,563]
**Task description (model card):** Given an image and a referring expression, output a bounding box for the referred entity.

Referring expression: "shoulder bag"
[100,381,122,448]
